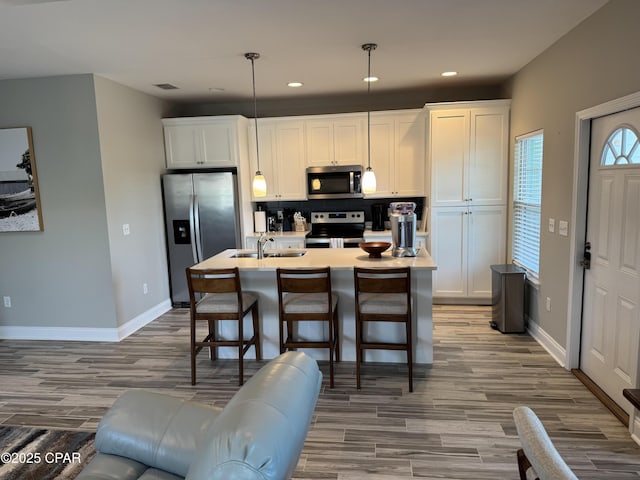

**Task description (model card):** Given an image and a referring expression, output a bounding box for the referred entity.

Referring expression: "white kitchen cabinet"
[163,116,243,168]
[367,110,426,198]
[427,101,510,207]
[426,100,510,302]
[249,119,306,201]
[305,114,365,167]
[430,205,506,300]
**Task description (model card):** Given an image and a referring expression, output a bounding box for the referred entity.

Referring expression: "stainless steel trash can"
[490,264,526,333]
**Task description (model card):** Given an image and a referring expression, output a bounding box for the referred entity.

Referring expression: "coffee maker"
[390,202,418,257]
[371,203,386,231]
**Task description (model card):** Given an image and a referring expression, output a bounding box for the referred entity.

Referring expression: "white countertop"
[194,247,436,271]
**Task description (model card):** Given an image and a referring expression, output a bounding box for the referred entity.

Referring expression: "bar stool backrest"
[355,267,411,295]
[277,268,331,295]
[187,268,243,313]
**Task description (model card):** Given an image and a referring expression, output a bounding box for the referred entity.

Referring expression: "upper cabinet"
[306,114,365,167]
[163,116,245,169]
[367,109,426,198]
[248,118,306,201]
[427,101,510,208]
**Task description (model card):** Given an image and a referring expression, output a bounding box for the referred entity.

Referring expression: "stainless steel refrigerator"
[162,171,241,306]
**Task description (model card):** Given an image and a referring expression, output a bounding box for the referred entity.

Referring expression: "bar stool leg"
[208,319,217,360]
[238,315,244,386]
[355,312,362,390]
[406,314,413,393]
[334,308,341,362]
[191,317,197,386]
[328,314,335,388]
[278,310,285,355]
[252,303,262,360]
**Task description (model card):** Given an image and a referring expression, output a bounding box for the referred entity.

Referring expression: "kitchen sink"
[230,252,259,258]
[265,251,306,257]
[230,250,307,258]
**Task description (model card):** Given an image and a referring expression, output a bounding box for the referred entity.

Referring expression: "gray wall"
[0,75,116,328]
[0,74,169,333]
[94,76,169,328]
[507,0,640,345]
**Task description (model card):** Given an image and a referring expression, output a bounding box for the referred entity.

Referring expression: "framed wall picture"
[0,127,44,232]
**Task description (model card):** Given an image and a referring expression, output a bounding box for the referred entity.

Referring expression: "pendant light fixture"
[361,43,377,195]
[245,52,267,197]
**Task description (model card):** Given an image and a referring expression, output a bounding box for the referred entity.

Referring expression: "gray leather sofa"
[76,351,322,480]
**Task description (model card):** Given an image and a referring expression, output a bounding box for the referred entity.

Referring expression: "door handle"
[580,241,591,269]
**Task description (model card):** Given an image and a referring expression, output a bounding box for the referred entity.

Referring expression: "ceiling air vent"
[154,83,179,90]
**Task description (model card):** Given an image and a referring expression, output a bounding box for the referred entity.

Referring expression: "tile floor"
[1,305,639,478]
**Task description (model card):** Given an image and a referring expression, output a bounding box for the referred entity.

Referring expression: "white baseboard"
[0,299,172,342]
[527,319,567,368]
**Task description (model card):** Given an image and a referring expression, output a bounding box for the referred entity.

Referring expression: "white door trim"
[567,90,640,369]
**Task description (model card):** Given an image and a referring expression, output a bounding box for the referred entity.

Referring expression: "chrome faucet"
[257,233,274,259]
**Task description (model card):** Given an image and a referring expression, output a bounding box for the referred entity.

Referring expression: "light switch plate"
[548,218,555,233]
[559,220,569,237]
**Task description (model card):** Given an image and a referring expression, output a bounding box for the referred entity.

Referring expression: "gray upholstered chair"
[513,406,579,480]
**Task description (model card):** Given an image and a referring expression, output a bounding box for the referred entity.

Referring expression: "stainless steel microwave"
[306,165,363,199]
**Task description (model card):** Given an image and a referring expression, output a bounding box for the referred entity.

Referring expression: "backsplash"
[255,196,426,232]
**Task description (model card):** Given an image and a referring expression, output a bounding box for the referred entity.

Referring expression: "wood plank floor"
[1,305,640,478]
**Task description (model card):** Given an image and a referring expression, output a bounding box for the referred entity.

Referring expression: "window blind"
[512,131,543,277]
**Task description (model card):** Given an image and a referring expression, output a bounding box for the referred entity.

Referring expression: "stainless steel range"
[305,210,365,248]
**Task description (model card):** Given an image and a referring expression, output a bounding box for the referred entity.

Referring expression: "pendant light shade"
[245,52,266,198]
[362,168,377,194]
[252,172,267,197]
[362,43,377,195]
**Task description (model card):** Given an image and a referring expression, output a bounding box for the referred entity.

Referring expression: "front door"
[580,108,640,415]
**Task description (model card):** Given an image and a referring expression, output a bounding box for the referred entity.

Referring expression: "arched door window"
[601,126,640,166]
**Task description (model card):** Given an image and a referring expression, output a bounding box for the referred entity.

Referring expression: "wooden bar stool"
[354,267,413,392]
[186,267,261,386]
[276,267,340,388]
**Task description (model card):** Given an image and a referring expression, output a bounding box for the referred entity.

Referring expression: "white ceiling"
[0,0,608,103]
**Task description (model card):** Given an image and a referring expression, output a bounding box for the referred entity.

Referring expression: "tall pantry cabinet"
[426,100,510,302]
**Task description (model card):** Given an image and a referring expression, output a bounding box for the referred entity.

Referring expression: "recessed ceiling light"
[363,76,379,83]
[287,82,303,88]
[441,71,458,77]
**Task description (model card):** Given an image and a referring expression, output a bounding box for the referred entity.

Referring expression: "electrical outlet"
[3,296,11,308]
[546,297,551,312]
[548,218,555,233]
[122,223,130,236]
[143,283,148,295]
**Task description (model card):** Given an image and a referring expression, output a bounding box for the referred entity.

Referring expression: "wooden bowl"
[359,241,391,258]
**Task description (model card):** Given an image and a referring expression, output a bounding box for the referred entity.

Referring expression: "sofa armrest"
[187,351,322,480]
[95,390,223,478]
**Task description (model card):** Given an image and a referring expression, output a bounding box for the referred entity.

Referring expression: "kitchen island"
[191,247,436,364]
